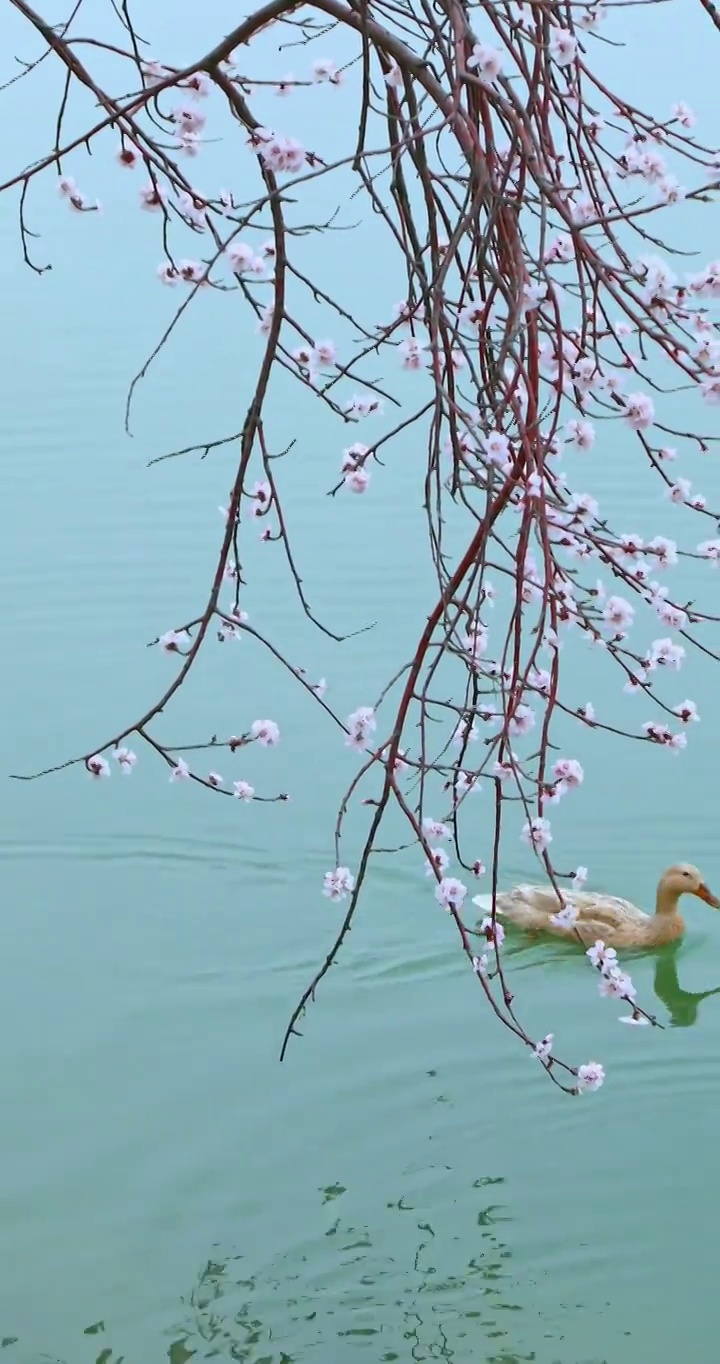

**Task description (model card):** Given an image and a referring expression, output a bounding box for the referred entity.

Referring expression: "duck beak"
[695,883,720,909]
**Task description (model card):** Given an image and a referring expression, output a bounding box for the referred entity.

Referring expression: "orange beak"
[695,883,720,909]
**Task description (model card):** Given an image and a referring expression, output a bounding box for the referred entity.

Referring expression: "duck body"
[473,863,720,951]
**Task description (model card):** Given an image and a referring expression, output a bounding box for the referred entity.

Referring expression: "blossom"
[226,241,263,273]
[509,703,535,737]
[384,61,403,89]
[87,754,110,778]
[312,58,341,83]
[480,916,505,946]
[671,100,696,128]
[599,968,636,1000]
[233,780,255,801]
[116,143,140,169]
[550,28,578,66]
[251,719,280,746]
[422,817,450,840]
[603,596,634,632]
[139,182,165,211]
[572,866,588,889]
[172,104,206,135]
[114,746,137,773]
[564,418,595,451]
[586,940,617,970]
[435,876,468,911]
[398,337,426,370]
[346,705,377,750]
[159,629,190,653]
[312,339,337,367]
[552,758,584,788]
[673,699,699,723]
[323,866,355,901]
[521,817,552,853]
[622,391,655,430]
[578,701,596,723]
[534,1033,554,1061]
[345,468,371,494]
[697,539,720,564]
[576,1062,605,1093]
[258,134,307,173]
[647,637,685,670]
[170,759,191,781]
[466,42,503,82]
[425,847,450,877]
[550,903,578,928]
[207,772,223,788]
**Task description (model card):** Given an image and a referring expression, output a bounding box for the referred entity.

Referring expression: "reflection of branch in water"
[156,1175,549,1363]
[653,942,720,1027]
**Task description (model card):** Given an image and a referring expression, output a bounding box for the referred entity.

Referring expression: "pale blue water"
[2,2,720,1360]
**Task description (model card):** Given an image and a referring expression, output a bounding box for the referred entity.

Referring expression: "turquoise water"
[3,2,720,1360]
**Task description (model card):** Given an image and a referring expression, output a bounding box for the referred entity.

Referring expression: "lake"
[2,1,720,1360]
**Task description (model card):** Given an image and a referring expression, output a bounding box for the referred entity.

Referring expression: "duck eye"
[683,870,691,878]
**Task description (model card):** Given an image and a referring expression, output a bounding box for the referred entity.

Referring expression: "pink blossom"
[170,759,191,781]
[312,59,342,84]
[323,866,355,901]
[172,104,206,136]
[576,1062,605,1093]
[422,817,450,840]
[346,706,376,750]
[312,339,337,366]
[587,940,617,970]
[159,629,190,653]
[671,100,696,128]
[550,28,578,66]
[139,182,165,211]
[480,916,505,946]
[521,817,552,853]
[534,1034,554,1061]
[697,539,720,564]
[564,419,595,451]
[622,391,655,430]
[157,263,179,286]
[425,847,450,877]
[509,703,535,737]
[207,772,223,788]
[466,42,503,82]
[114,746,137,773]
[384,61,403,90]
[435,876,467,911]
[573,866,588,889]
[226,241,262,273]
[551,903,578,928]
[251,719,280,746]
[673,699,699,723]
[87,754,110,778]
[552,758,584,787]
[183,72,210,98]
[345,468,371,494]
[233,780,255,801]
[398,338,426,370]
[603,596,634,632]
[258,134,307,173]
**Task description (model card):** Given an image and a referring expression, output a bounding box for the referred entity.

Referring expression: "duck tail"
[471,892,495,915]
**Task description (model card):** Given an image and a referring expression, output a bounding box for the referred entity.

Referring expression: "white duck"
[472,863,720,950]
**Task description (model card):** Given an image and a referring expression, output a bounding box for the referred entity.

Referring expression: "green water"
[3,2,720,1360]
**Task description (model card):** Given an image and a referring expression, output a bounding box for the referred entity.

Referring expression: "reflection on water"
[10,1176,593,1364]
[652,943,720,1028]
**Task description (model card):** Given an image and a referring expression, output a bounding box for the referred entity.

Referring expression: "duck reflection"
[653,941,720,1026]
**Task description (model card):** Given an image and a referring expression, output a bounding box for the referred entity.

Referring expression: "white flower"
[472,953,489,976]
[673,699,699,723]
[576,1062,605,1093]
[322,866,355,901]
[207,771,223,788]
[521,817,552,853]
[346,705,377,751]
[572,865,588,889]
[586,940,617,970]
[480,915,505,945]
[550,28,578,66]
[552,758,584,788]
[435,876,467,911]
[87,754,110,778]
[160,629,190,653]
[424,847,450,877]
[599,967,636,1000]
[114,746,137,773]
[233,780,255,801]
[170,759,191,781]
[534,1033,554,1062]
[622,391,655,430]
[603,596,634,632]
[251,719,280,746]
[422,817,450,840]
[564,418,595,451]
[466,41,503,82]
[509,703,536,737]
[550,904,578,928]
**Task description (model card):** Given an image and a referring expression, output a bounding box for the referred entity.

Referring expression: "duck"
[472,863,720,950]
